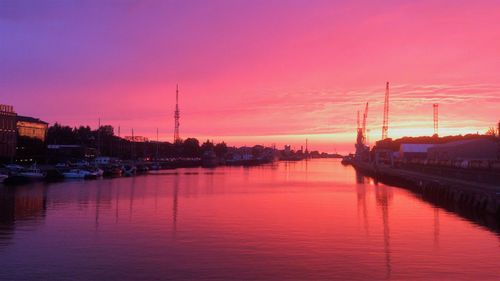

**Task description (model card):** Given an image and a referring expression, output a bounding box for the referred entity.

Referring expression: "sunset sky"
[1,0,500,153]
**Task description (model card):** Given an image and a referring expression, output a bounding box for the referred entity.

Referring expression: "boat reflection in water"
[0,159,499,280]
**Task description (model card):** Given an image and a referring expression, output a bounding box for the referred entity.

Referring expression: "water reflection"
[95,182,101,230]
[375,184,393,279]
[173,173,179,238]
[362,169,500,235]
[115,184,120,223]
[0,160,498,280]
[0,185,47,248]
[356,184,369,236]
[434,208,440,249]
[129,178,135,221]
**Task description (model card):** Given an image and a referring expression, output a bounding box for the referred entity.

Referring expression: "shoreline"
[351,161,500,218]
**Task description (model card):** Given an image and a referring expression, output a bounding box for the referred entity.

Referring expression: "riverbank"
[352,161,500,218]
[1,157,298,186]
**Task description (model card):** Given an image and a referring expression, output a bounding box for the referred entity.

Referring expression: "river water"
[0,159,498,280]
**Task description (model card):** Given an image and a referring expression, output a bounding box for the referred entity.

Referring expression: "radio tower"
[174,84,180,143]
[433,104,439,136]
[381,82,390,140]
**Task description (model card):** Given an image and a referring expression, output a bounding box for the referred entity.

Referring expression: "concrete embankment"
[353,162,500,218]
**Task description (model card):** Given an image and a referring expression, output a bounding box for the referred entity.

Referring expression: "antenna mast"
[382,82,390,140]
[174,84,180,143]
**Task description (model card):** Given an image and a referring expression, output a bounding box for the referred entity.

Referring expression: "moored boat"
[122,165,137,176]
[103,165,122,177]
[62,169,94,179]
[19,164,46,179]
[87,166,104,177]
[0,173,8,183]
[150,163,161,170]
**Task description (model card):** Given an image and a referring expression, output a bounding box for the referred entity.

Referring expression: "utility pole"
[97,118,101,156]
[156,128,159,161]
[118,125,121,159]
[433,104,439,136]
[305,138,309,158]
[131,128,135,160]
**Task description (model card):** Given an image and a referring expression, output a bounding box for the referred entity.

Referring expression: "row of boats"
[0,163,149,185]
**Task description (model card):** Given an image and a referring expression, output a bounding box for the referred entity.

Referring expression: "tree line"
[17,123,228,162]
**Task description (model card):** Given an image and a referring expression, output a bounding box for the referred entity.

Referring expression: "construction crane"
[362,102,369,144]
[355,102,370,161]
[381,82,390,140]
[357,110,361,132]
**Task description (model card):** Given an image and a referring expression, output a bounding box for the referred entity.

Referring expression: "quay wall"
[353,162,500,218]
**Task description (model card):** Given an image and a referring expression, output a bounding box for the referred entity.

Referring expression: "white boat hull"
[19,172,45,179]
[63,170,93,179]
[0,174,8,183]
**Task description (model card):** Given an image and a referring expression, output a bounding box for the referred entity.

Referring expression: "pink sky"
[1,0,500,153]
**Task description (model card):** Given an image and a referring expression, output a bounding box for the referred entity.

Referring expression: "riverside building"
[0,104,17,161]
[16,116,48,141]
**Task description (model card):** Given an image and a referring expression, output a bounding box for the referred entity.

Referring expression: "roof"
[17,115,48,125]
[429,138,498,149]
[400,143,435,153]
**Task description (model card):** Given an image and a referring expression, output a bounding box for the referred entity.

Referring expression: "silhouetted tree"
[182,138,200,158]
[47,123,76,144]
[74,126,93,145]
[486,127,497,137]
[201,140,214,153]
[214,142,228,158]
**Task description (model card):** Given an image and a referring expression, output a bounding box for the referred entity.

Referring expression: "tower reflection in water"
[355,170,393,278]
[375,182,393,280]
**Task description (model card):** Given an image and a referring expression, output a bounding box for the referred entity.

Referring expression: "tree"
[486,127,497,137]
[214,142,228,158]
[200,140,214,153]
[74,126,92,145]
[99,125,114,137]
[182,138,200,158]
[47,123,76,144]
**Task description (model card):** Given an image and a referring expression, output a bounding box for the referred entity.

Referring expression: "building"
[428,138,499,161]
[0,104,17,161]
[47,145,97,163]
[399,144,435,160]
[124,136,149,142]
[17,116,48,141]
